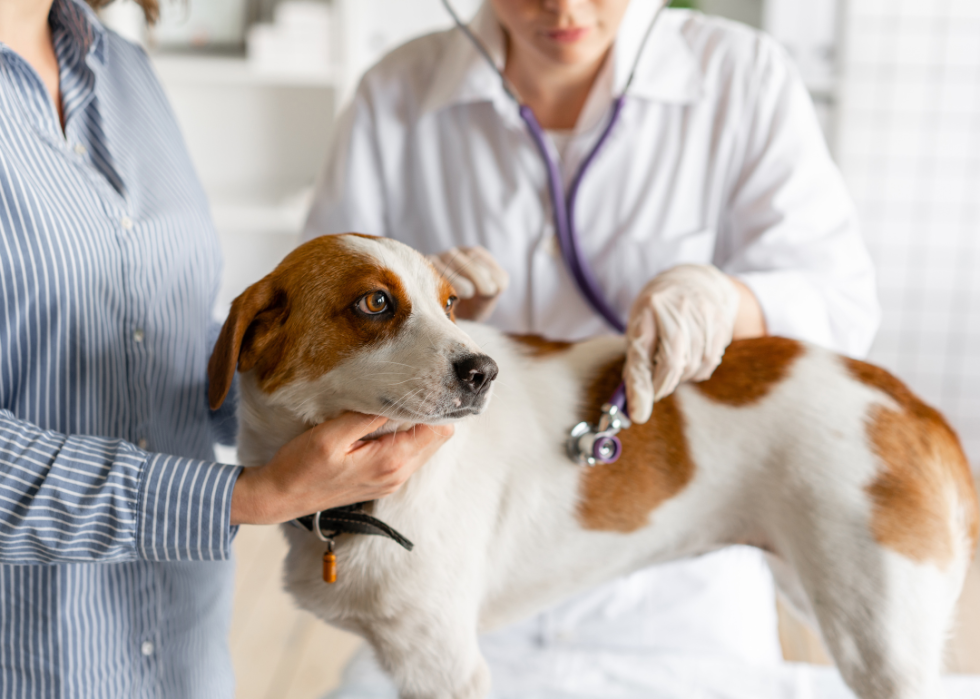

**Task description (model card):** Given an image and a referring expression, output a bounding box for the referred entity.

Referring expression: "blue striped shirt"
[0,1,242,696]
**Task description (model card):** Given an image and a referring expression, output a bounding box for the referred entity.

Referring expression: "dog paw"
[398,657,490,699]
[457,658,490,699]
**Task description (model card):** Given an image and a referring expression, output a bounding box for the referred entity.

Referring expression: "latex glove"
[624,264,740,424]
[427,246,509,322]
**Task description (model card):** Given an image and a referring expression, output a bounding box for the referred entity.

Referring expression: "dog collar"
[292,503,414,551]
[292,504,413,586]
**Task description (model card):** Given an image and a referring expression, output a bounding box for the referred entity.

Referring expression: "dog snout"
[453,354,498,395]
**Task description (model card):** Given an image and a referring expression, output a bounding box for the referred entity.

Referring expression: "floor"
[229,522,361,699]
[230,486,980,699]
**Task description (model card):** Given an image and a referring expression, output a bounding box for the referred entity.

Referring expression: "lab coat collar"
[421,2,703,119]
[614,2,703,104]
[421,3,510,116]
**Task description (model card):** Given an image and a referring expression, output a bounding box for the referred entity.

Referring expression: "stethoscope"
[440,0,669,466]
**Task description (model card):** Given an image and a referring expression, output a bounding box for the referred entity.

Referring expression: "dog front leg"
[363,610,490,699]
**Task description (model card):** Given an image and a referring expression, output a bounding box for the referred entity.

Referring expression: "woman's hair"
[87,0,160,24]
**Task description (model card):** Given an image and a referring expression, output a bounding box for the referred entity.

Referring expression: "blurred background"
[96,0,980,696]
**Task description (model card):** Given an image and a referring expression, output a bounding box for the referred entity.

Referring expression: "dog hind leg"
[362,613,490,699]
[790,543,962,699]
[765,551,818,628]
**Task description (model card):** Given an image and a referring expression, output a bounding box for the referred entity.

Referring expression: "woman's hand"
[427,246,509,322]
[623,265,764,424]
[230,413,454,525]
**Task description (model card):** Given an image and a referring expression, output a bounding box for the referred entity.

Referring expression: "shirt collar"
[421,2,703,118]
[49,0,108,67]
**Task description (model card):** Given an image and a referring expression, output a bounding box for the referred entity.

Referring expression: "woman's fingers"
[429,255,476,298]
[350,423,455,497]
[429,247,505,298]
[467,246,510,293]
[622,265,742,417]
[323,412,390,450]
[624,307,657,424]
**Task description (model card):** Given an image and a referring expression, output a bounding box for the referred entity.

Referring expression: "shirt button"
[73,143,87,156]
[120,216,134,230]
[137,438,149,450]
[132,328,145,343]
[140,641,154,656]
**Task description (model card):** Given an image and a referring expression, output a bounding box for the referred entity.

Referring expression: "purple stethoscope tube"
[518,101,628,404]
[441,0,668,463]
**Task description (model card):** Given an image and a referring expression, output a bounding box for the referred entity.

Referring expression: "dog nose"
[454,354,498,394]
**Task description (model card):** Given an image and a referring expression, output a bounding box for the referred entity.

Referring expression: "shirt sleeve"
[718,37,880,359]
[0,410,241,565]
[302,85,389,242]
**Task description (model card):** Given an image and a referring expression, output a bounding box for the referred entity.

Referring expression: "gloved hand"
[623,264,740,424]
[427,246,509,322]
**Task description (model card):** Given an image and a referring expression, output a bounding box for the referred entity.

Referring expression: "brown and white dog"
[209,233,978,699]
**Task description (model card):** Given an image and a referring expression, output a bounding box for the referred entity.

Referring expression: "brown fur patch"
[694,336,804,406]
[577,357,696,532]
[508,334,574,357]
[208,235,413,408]
[846,359,980,566]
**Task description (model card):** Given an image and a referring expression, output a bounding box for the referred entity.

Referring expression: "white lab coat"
[303,3,880,696]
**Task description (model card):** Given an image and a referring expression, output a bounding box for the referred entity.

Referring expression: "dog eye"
[357,291,389,315]
[445,295,457,316]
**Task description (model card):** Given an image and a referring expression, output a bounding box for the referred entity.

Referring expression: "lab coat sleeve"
[303,87,389,242]
[719,39,880,358]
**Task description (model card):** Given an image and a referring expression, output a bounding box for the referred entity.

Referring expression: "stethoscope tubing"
[518,101,627,335]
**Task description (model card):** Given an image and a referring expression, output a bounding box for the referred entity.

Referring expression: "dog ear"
[208,278,287,410]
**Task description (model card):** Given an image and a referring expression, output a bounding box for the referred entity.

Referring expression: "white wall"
[837,0,980,469]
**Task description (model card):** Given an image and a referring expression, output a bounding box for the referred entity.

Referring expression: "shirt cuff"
[136,453,243,562]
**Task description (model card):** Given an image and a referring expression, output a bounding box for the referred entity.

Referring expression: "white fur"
[234,236,974,699]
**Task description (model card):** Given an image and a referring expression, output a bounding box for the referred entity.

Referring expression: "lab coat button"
[544,234,561,258]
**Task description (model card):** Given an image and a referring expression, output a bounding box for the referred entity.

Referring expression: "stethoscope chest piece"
[567,402,631,467]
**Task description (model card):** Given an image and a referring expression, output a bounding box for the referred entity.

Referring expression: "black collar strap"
[293,503,414,551]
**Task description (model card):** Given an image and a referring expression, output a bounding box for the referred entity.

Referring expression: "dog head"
[208,234,497,427]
